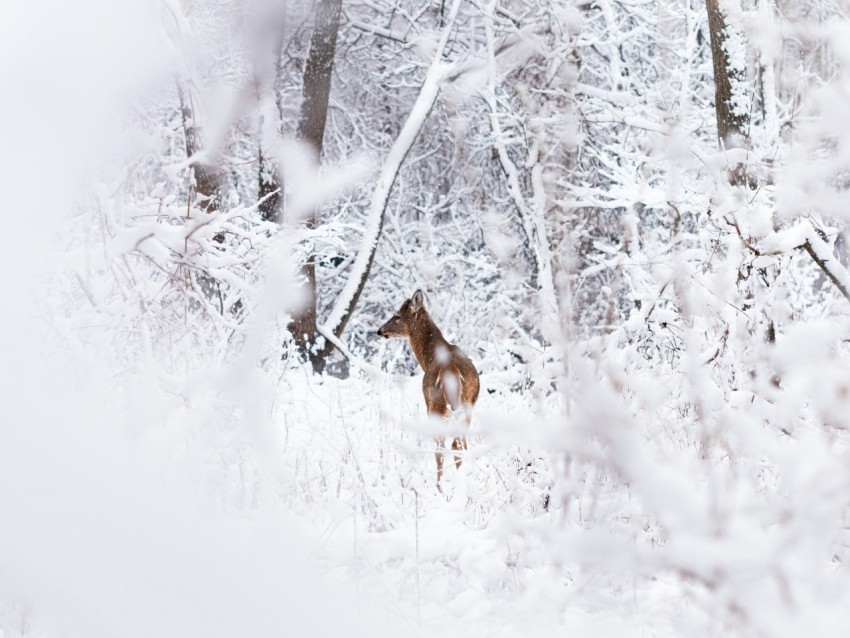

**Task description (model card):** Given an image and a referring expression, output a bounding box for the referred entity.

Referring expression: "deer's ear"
[410,289,424,311]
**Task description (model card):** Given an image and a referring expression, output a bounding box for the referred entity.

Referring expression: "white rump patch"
[444,370,459,400]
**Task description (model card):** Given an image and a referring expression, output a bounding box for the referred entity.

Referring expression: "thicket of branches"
[64,0,850,365]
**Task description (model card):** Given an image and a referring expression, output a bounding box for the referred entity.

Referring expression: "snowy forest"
[4,0,850,635]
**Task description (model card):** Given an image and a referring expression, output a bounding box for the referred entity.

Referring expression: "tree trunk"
[288,0,343,373]
[705,0,749,148]
[257,27,286,224]
[296,0,342,159]
[258,150,282,223]
[177,83,224,213]
[177,81,226,314]
[705,0,751,187]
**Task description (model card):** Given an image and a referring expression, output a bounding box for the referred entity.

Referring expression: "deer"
[377,290,480,490]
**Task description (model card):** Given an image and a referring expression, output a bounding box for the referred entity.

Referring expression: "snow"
[12,308,850,637]
[7,0,850,635]
[0,346,398,638]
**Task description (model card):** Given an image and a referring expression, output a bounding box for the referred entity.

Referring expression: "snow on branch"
[345,16,408,44]
[321,0,463,339]
[316,324,383,377]
[759,220,850,303]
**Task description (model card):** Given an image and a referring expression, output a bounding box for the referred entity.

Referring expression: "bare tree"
[704,0,850,313]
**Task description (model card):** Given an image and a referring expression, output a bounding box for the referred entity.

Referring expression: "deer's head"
[376,290,425,339]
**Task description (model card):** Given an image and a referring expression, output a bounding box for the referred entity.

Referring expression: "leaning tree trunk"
[288,0,343,373]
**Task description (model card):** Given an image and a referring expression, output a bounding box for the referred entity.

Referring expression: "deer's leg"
[449,406,472,469]
[435,436,446,491]
[459,405,472,455]
[426,375,452,491]
[451,437,463,470]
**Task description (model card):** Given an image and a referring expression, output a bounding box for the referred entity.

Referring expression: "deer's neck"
[408,313,449,371]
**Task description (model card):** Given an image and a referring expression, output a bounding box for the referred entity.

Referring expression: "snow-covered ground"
[0,334,699,638]
[274,375,691,638]
[7,297,850,638]
[3,316,732,638]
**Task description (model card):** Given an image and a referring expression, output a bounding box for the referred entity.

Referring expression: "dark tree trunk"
[289,0,343,373]
[177,83,224,213]
[705,0,751,186]
[177,81,226,317]
[706,0,749,147]
[258,150,281,223]
[257,28,286,224]
[705,0,757,188]
[296,0,342,158]
[705,0,781,341]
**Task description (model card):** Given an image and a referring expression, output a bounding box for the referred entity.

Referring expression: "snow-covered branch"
[760,220,850,303]
[321,0,463,339]
[483,4,560,341]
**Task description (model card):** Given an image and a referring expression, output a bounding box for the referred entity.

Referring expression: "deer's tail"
[439,367,465,413]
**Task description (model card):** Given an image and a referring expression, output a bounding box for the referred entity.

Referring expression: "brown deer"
[377,290,480,490]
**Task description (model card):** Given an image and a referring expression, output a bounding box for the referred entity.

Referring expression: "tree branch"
[759,221,850,304]
[803,241,850,304]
